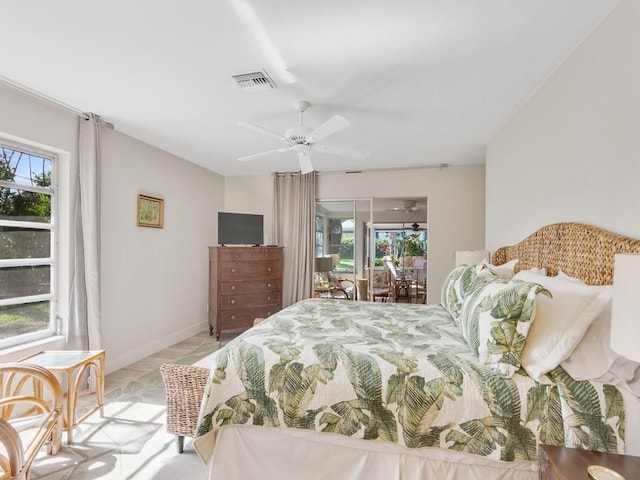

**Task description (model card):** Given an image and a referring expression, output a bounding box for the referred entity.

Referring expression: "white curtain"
[67,113,102,350]
[273,172,316,307]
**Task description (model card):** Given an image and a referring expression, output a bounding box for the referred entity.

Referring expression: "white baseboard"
[105,321,210,374]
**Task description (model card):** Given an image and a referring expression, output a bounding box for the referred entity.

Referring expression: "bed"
[191,222,640,479]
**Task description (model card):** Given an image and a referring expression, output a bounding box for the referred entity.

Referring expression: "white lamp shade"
[455,250,489,267]
[611,253,640,363]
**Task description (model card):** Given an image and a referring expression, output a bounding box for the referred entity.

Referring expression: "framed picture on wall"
[137,194,164,228]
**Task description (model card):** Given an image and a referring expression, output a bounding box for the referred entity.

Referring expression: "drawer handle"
[231,315,236,320]
[267,267,272,272]
[231,285,236,291]
[231,268,236,273]
[267,311,272,316]
[267,282,272,288]
[267,296,271,301]
[230,299,236,305]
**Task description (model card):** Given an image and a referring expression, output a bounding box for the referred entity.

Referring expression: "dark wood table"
[539,444,640,479]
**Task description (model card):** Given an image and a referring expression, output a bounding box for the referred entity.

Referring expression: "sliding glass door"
[371,197,428,303]
[314,197,428,302]
[315,199,373,300]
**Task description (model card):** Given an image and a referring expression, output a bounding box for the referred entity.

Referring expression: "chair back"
[327,272,355,300]
[327,272,341,289]
[382,256,398,280]
[0,363,64,479]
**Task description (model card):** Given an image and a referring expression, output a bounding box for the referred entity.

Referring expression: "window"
[315,215,324,257]
[334,219,354,273]
[374,225,427,265]
[0,142,56,348]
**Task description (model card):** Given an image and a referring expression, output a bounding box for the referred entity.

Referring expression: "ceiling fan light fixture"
[285,125,313,143]
[237,100,369,173]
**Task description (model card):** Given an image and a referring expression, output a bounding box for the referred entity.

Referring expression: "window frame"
[0,140,57,348]
[315,215,324,258]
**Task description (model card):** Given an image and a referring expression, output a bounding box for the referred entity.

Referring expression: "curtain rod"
[0,75,114,128]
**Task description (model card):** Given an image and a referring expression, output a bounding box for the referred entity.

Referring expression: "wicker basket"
[159,363,210,453]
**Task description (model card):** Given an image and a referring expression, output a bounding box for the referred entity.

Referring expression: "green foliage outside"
[0,147,52,340]
[374,234,426,265]
[339,236,354,258]
[403,232,426,256]
[375,238,390,258]
[0,303,50,339]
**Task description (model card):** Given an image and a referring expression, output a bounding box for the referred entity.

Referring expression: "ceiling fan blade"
[238,147,291,161]
[311,144,370,159]
[298,151,314,174]
[306,114,350,142]
[237,121,285,142]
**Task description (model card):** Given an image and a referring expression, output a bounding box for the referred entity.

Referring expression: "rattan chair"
[326,273,356,300]
[159,363,210,453]
[0,363,63,480]
[369,268,391,302]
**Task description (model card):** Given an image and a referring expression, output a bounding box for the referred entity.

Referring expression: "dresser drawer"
[219,293,281,309]
[219,306,281,329]
[209,246,283,339]
[218,249,282,262]
[220,261,281,278]
[220,280,279,295]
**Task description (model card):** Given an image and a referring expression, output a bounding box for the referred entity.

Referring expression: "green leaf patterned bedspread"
[193,299,624,464]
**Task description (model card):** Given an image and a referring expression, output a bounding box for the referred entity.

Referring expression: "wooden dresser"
[208,246,283,339]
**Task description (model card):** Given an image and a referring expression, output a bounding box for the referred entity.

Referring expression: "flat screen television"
[218,212,264,246]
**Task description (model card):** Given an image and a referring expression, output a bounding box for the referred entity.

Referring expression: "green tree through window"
[0,144,54,345]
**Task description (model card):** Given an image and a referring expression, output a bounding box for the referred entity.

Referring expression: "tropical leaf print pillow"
[460,279,550,377]
[441,264,498,322]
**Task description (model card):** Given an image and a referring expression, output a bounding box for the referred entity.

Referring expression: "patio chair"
[0,363,63,480]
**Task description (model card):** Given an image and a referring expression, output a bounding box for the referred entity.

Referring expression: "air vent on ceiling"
[232,70,277,92]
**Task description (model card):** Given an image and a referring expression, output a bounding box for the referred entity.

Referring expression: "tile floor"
[102,331,213,394]
[30,329,238,480]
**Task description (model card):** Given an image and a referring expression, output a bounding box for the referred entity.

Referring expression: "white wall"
[224,175,275,245]
[0,83,224,372]
[318,166,486,302]
[0,84,76,360]
[486,0,640,251]
[101,129,224,372]
[224,166,486,302]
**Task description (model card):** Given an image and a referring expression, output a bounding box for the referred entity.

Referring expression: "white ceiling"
[1,1,618,176]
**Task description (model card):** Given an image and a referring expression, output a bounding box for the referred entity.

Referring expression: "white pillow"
[556,269,585,284]
[483,258,519,279]
[562,300,639,382]
[529,267,547,276]
[513,270,611,381]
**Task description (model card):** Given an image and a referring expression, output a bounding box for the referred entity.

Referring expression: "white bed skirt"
[207,426,539,480]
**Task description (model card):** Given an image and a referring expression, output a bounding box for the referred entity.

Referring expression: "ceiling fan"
[237,100,369,174]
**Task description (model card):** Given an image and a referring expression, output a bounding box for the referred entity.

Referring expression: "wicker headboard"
[492,222,640,285]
